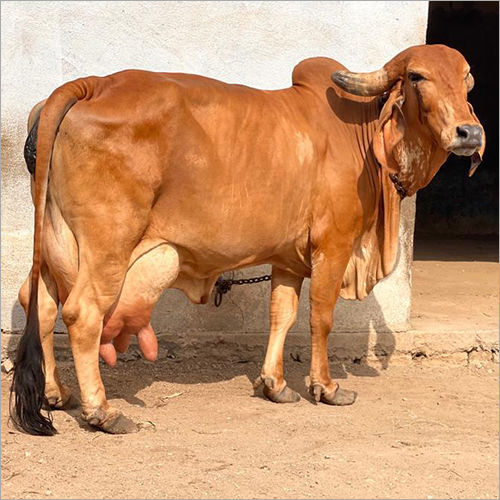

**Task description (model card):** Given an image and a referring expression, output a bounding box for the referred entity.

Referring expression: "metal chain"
[214,273,272,307]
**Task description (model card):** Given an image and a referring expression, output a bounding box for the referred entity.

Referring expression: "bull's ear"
[467,102,486,177]
[373,81,406,174]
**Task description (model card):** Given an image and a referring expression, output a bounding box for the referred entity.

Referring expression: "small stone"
[324,455,331,459]
[137,420,156,431]
[25,451,31,458]
[45,489,52,496]
[469,350,492,367]
[2,358,14,373]
[161,391,183,400]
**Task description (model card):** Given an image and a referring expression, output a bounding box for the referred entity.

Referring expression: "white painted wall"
[1,1,428,334]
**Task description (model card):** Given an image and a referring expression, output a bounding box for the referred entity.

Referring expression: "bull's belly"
[147,221,312,279]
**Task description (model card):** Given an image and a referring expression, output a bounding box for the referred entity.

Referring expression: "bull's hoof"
[85,408,138,434]
[100,413,138,434]
[49,394,80,411]
[44,386,78,410]
[309,384,357,406]
[263,384,301,403]
[254,375,301,403]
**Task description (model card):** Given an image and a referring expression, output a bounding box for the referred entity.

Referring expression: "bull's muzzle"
[448,123,484,157]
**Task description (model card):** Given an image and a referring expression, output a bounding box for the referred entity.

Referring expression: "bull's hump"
[292,57,346,89]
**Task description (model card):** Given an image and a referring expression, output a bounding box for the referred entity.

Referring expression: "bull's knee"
[63,287,115,330]
[62,301,80,328]
[311,309,333,334]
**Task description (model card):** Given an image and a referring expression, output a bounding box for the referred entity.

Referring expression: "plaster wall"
[1,1,428,335]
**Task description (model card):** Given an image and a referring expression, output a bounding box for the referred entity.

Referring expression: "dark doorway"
[415,1,499,238]
[411,2,498,333]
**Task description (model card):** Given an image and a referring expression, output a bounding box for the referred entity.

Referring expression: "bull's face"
[331,45,486,194]
[401,46,484,166]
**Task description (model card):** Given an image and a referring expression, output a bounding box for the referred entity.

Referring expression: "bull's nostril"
[455,124,482,148]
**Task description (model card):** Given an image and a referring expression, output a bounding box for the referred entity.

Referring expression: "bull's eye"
[408,72,425,83]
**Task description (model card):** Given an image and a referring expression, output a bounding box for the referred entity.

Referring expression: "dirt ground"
[1,238,498,499]
[412,237,499,332]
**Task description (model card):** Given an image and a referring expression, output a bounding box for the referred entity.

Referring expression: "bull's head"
[331,44,485,196]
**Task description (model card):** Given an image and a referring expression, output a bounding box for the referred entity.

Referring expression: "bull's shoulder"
[292,57,346,88]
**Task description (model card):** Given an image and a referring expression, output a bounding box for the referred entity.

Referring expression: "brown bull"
[11,44,485,435]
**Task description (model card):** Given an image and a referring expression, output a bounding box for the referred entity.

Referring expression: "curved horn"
[466,72,474,93]
[331,68,394,96]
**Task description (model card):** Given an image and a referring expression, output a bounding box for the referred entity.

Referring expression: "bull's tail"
[10,77,98,435]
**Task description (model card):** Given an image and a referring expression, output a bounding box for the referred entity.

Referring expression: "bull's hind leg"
[254,267,303,403]
[51,133,160,432]
[18,265,72,409]
[62,249,139,434]
[61,227,156,433]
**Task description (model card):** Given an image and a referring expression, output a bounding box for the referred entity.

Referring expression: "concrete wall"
[1,1,428,335]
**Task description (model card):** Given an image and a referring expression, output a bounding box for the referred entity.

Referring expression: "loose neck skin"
[345,93,450,200]
[393,127,450,197]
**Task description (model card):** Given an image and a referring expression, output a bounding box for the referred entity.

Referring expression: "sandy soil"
[412,238,498,332]
[1,362,498,500]
[1,239,498,499]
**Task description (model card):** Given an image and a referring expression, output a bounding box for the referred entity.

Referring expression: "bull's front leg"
[309,249,357,406]
[254,267,303,403]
